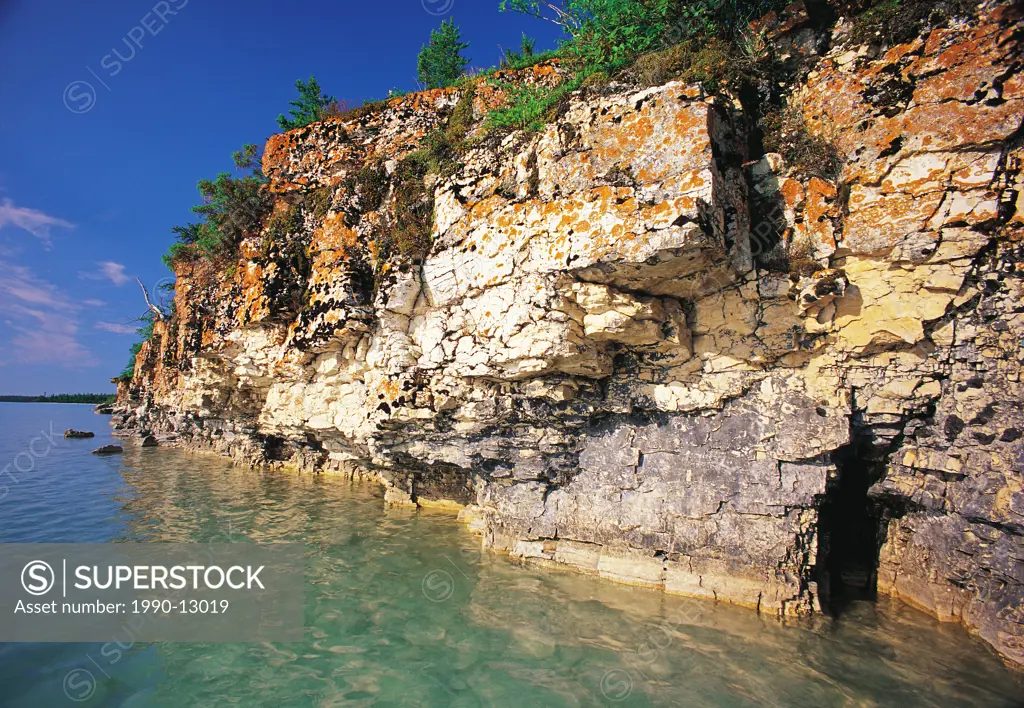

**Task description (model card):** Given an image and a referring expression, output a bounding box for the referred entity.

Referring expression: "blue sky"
[0,0,563,395]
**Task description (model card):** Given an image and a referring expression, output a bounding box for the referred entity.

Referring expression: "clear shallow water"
[0,403,1021,707]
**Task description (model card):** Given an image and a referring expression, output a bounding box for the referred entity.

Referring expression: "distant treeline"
[0,394,116,404]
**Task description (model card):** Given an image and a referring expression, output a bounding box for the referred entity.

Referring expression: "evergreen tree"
[520,33,537,56]
[417,19,471,89]
[232,142,264,179]
[162,143,273,268]
[276,76,337,131]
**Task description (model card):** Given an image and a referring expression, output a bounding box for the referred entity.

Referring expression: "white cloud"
[0,262,71,309]
[0,198,74,248]
[99,261,129,286]
[95,321,137,335]
[79,261,130,287]
[0,261,97,367]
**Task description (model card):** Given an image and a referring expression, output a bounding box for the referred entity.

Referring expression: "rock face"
[118,3,1024,667]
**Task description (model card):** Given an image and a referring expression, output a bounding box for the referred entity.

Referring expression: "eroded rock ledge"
[117,1,1024,668]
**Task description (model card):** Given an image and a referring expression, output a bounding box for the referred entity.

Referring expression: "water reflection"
[1,437,1020,707]
[108,448,1024,707]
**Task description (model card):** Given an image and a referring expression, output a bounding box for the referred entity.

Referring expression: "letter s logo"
[21,560,55,596]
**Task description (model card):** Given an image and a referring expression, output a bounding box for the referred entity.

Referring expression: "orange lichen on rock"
[118,3,1024,671]
[472,61,568,115]
[313,212,359,253]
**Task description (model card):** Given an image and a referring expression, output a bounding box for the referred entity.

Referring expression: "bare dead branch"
[136,277,165,322]
[507,1,581,34]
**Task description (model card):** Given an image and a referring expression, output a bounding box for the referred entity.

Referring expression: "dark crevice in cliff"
[407,460,477,506]
[816,417,903,616]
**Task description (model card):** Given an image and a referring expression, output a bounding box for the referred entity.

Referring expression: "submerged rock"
[91,445,123,455]
[140,435,158,448]
[64,430,95,439]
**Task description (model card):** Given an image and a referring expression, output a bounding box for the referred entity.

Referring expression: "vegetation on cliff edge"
[485,0,788,132]
[418,19,472,89]
[127,0,964,383]
[276,77,338,131]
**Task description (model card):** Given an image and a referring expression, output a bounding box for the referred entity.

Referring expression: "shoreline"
[0,401,115,405]
[109,408,1024,673]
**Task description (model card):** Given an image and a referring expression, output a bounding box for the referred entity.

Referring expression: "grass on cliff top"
[479,0,972,139]
[478,38,763,135]
[484,74,586,133]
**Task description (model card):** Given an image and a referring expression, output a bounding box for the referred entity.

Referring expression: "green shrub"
[447,85,477,139]
[419,129,459,175]
[344,164,389,223]
[162,169,271,268]
[501,0,785,66]
[232,143,264,176]
[163,142,273,268]
[489,0,789,135]
[193,173,269,238]
[484,75,584,133]
[521,34,537,56]
[435,94,477,171]
[571,1,670,66]
[366,151,437,272]
[498,48,563,72]
[261,202,304,256]
[501,0,664,66]
[417,19,471,89]
[306,185,334,222]
[404,84,478,177]
[391,154,436,260]
[118,343,142,382]
[277,76,337,131]
[118,315,157,382]
[661,0,785,43]
[501,33,541,68]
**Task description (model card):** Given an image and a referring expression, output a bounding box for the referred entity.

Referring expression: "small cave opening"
[815,434,892,614]
[401,458,476,507]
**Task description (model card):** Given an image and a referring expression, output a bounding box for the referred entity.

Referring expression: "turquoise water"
[0,403,1021,707]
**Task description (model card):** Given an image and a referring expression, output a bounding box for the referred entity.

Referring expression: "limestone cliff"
[116,2,1024,667]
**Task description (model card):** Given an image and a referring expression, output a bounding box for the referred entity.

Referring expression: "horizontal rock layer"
[119,2,1024,668]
